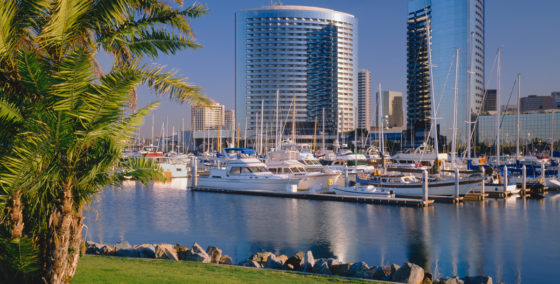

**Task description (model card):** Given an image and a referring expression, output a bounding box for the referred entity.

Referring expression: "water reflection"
[85,183,560,283]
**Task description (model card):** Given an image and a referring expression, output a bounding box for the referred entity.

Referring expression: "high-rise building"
[520,94,554,112]
[483,89,496,112]
[376,90,404,129]
[551,91,560,108]
[235,4,358,136]
[406,0,485,146]
[358,69,371,130]
[191,101,225,131]
[225,110,235,131]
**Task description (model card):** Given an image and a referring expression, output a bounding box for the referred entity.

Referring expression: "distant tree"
[0,1,208,283]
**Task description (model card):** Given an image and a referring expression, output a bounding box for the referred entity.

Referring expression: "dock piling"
[423,170,429,203]
[344,166,348,187]
[454,167,459,199]
[504,165,508,194]
[192,156,198,187]
[522,165,527,192]
[541,162,545,182]
[481,167,485,200]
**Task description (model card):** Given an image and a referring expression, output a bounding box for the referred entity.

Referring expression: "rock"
[312,259,328,273]
[372,265,392,281]
[348,261,370,278]
[219,255,233,265]
[304,250,315,268]
[313,261,332,275]
[423,278,433,284]
[391,262,425,284]
[239,259,261,268]
[330,263,353,276]
[250,252,273,263]
[463,276,492,284]
[285,251,305,270]
[114,241,131,251]
[135,244,156,258]
[391,263,401,276]
[264,254,284,269]
[86,241,101,255]
[185,242,210,263]
[155,244,179,261]
[326,258,341,267]
[116,248,139,258]
[425,272,433,281]
[436,276,464,284]
[99,244,115,256]
[206,246,223,264]
[174,244,190,260]
[276,255,288,265]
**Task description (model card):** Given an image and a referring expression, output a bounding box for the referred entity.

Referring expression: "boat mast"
[151,114,154,146]
[292,94,296,144]
[426,16,440,173]
[260,99,264,155]
[172,126,175,152]
[467,32,474,158]
[313,116,317,152]
[322,108,326,153]
[516,73,521,158]
[182,118,185,153]
[378,83,384,154]
[452,48,459,168]
[496,48,501,159]
[244,116,248,148]
[551,110,555,159]
[217,115,221,153]
[275,89,280,149]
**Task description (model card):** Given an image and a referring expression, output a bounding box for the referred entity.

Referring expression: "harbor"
[84,180,560,284]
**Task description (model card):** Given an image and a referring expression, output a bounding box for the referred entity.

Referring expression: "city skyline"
[119,0,560,137]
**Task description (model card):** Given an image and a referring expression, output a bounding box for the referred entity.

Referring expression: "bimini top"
[241,5,354,18]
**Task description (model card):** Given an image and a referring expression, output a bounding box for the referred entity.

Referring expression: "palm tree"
[0,1,209,283]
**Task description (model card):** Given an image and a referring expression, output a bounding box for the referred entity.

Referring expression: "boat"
[484,175,519,194]
[196,157,300,192]
[356,172,483,197]
[332,184,395,197]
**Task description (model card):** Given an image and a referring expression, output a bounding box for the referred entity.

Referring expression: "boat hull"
[196,177,300,192]
[357,177,483,197]
[332,185,394,197]
[296,173,341,191]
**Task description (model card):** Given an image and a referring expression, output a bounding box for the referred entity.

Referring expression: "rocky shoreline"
[85,241,493,284]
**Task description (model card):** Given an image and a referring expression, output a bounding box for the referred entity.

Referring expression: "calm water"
[84,179,560,284]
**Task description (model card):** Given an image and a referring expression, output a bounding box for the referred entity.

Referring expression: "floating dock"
[190,187,434,207]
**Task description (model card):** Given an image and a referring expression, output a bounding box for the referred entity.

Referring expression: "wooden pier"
[190,187,434,207]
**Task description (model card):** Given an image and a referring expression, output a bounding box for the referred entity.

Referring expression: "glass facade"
[235,5,357,136]
[478,112,560,145]
[406,0,485,146]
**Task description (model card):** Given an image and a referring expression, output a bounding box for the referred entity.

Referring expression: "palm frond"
[16,51,50,97]
[118,156,167,184]
[39,0,92,48]
[0,99,22,123]
[0,0,18,60]
[139,64,208,104]
[126,28,200,58]
[51,51,92,111]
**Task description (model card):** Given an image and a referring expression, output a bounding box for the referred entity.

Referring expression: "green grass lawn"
[73,256,375,283]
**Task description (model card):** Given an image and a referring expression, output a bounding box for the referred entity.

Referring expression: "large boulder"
[99,244,115,256]
[330,263,353,276]
[114,241,131,251]
[219,255,233,265]
[463,276,492,284]
[372,265,392,281]
[135,244,156,258]
[250,252,273,263]
[264,254,284,269]
[185,243,210,263]
[239,259,261,268]
[312,260,332,275]
[284,251,305,270]
[174,244,190,261]
[116,248,139,258]
[326,258,341,267]
[298,251,315,272]
[206,246,223,264]
[276,255,288,265]
[391,263,401,276]
[85,241,103,255]
[155,244,179,261]
[348,261,370,278]
[435,276,464,284]
[391,262,425,284]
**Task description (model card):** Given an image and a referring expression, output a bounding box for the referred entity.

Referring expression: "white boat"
[196,158,300,192]
[332,184,395,198]
[484,175,519,194]
[158,158,190,178]
[356,172,482,197]
[326,153,376,175]
[390,143,448,170]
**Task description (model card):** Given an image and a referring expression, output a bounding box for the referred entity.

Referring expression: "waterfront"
[84,179,560,283]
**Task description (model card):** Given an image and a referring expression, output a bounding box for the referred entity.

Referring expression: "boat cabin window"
[269,168,279,174]
[229,167,241,175]
[347,160,367,166]
[290,167,305,173]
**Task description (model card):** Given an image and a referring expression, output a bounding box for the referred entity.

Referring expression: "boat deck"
[190,187,433,207]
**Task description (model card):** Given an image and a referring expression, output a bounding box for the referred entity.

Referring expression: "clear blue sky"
[127,0,560,137]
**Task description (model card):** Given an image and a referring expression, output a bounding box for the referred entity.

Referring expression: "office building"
[358,69,371,130]
[551,91,560,108]
[235,4,358,136]
[406,0,485,146]
[225,110,235,131]
[520,94,554,112]
[483,89,496,112]
[191,101,225,131]
[478,112,559,145]
[377,90,404,128]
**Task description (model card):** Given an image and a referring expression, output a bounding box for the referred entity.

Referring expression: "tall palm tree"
[0,1,209,283]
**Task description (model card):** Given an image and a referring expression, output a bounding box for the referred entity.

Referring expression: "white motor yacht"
[356,172,482,197]
[196,158,300,192]
[332,184,395,197]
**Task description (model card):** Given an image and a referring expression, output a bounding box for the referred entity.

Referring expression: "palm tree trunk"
[10,189,24,239]
[64,206,84,283]
[44,182,74,284]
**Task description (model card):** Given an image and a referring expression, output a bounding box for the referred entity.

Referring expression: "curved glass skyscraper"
[406,0,484,148]
[235,5,357,137]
